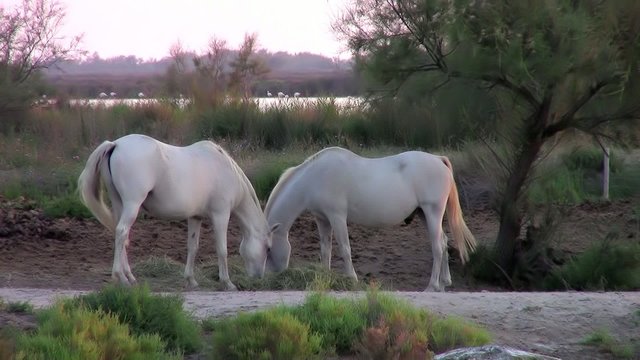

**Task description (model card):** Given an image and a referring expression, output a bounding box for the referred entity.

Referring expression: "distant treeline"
[45,51,360,98]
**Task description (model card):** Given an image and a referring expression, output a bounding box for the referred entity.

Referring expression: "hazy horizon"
[3,0,352,61]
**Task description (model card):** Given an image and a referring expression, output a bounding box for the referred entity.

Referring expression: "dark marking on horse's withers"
[403,208,423,225]
[397,160,407,172]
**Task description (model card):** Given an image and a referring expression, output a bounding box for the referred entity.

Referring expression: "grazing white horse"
[78,134,276,290]
[265,147,476,291]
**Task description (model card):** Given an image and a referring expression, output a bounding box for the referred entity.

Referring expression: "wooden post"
[603,146,610,200]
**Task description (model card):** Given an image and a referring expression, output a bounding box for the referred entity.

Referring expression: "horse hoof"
[185,279,199,289]
[425,285,443,292]
[225,283,238,291]
[112,274,131,286]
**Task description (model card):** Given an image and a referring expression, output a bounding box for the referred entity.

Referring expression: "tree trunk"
[494,139,543,272]
[494,96,552,273]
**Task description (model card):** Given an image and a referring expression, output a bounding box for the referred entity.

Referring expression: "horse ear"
[269,223,281,234]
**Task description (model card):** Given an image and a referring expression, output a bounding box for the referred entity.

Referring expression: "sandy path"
[0,288,637,359]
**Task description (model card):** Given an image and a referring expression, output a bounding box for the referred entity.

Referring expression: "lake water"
[66,96,364,111]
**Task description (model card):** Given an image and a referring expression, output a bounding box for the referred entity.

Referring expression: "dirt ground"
[0,195,639,359]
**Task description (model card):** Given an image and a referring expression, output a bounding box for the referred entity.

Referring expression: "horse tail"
[78,141,117,232]
[441,156,477,263]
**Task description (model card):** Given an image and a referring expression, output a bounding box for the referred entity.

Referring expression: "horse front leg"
[329,216,358,281]
[315,216,333,269]
[184,217,202,288]
[211,211,237,291]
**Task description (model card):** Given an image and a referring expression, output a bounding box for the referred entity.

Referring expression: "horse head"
[265,224,290,273]
[240,223,281,278]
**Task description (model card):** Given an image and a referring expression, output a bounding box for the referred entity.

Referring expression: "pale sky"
[5,0,352,60]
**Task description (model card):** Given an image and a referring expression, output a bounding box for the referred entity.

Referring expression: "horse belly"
[346,189,418,226]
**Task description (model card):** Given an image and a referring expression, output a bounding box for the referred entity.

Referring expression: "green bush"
[544,237,640,291]
[71,284,202,353]
[210,310,323,360]
[16,303,179,360]
[207,290,491,358]
[288,293,366,353]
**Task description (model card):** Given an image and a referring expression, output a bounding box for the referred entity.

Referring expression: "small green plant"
[42,193,92,219]
[582,329,636,359]
[16,303,180,360]
[6,301,34,314]
[210,310,323,360]
[71,284,202,353]
[429,316,493,353]
[544,236,640,291]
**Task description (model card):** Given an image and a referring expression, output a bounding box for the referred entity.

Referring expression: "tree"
[335,0,640,273]
[228,33,269,98]
[0,0,82,119]
[192,37,229,102]
[165,40,189,97]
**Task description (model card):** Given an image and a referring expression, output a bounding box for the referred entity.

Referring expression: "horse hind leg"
[328,215,358,281]
[113,201,142,285]
[184,217,202,288]
[422,205,446,292]
[440,233,452,287]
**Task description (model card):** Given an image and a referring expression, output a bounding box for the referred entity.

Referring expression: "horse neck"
[233,190,267,238]
[265,181,305,233]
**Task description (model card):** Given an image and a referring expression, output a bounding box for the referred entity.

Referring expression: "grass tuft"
[582,329,636,359]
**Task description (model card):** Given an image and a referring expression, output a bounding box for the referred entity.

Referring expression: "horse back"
[108,135,243,218]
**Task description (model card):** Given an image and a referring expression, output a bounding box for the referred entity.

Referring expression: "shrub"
[16,303,179,360]
[71,284,202,353]
[544,236,640,291]
[207,290,491,358]
[288,293,366,353]
[210,310,323,360]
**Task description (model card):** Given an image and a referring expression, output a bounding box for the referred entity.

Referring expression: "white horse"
[265,147,476,292]
[78,134,277,290]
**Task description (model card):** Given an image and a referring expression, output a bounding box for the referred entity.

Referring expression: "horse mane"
[265,147,345,215]
[212,142,261,208]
